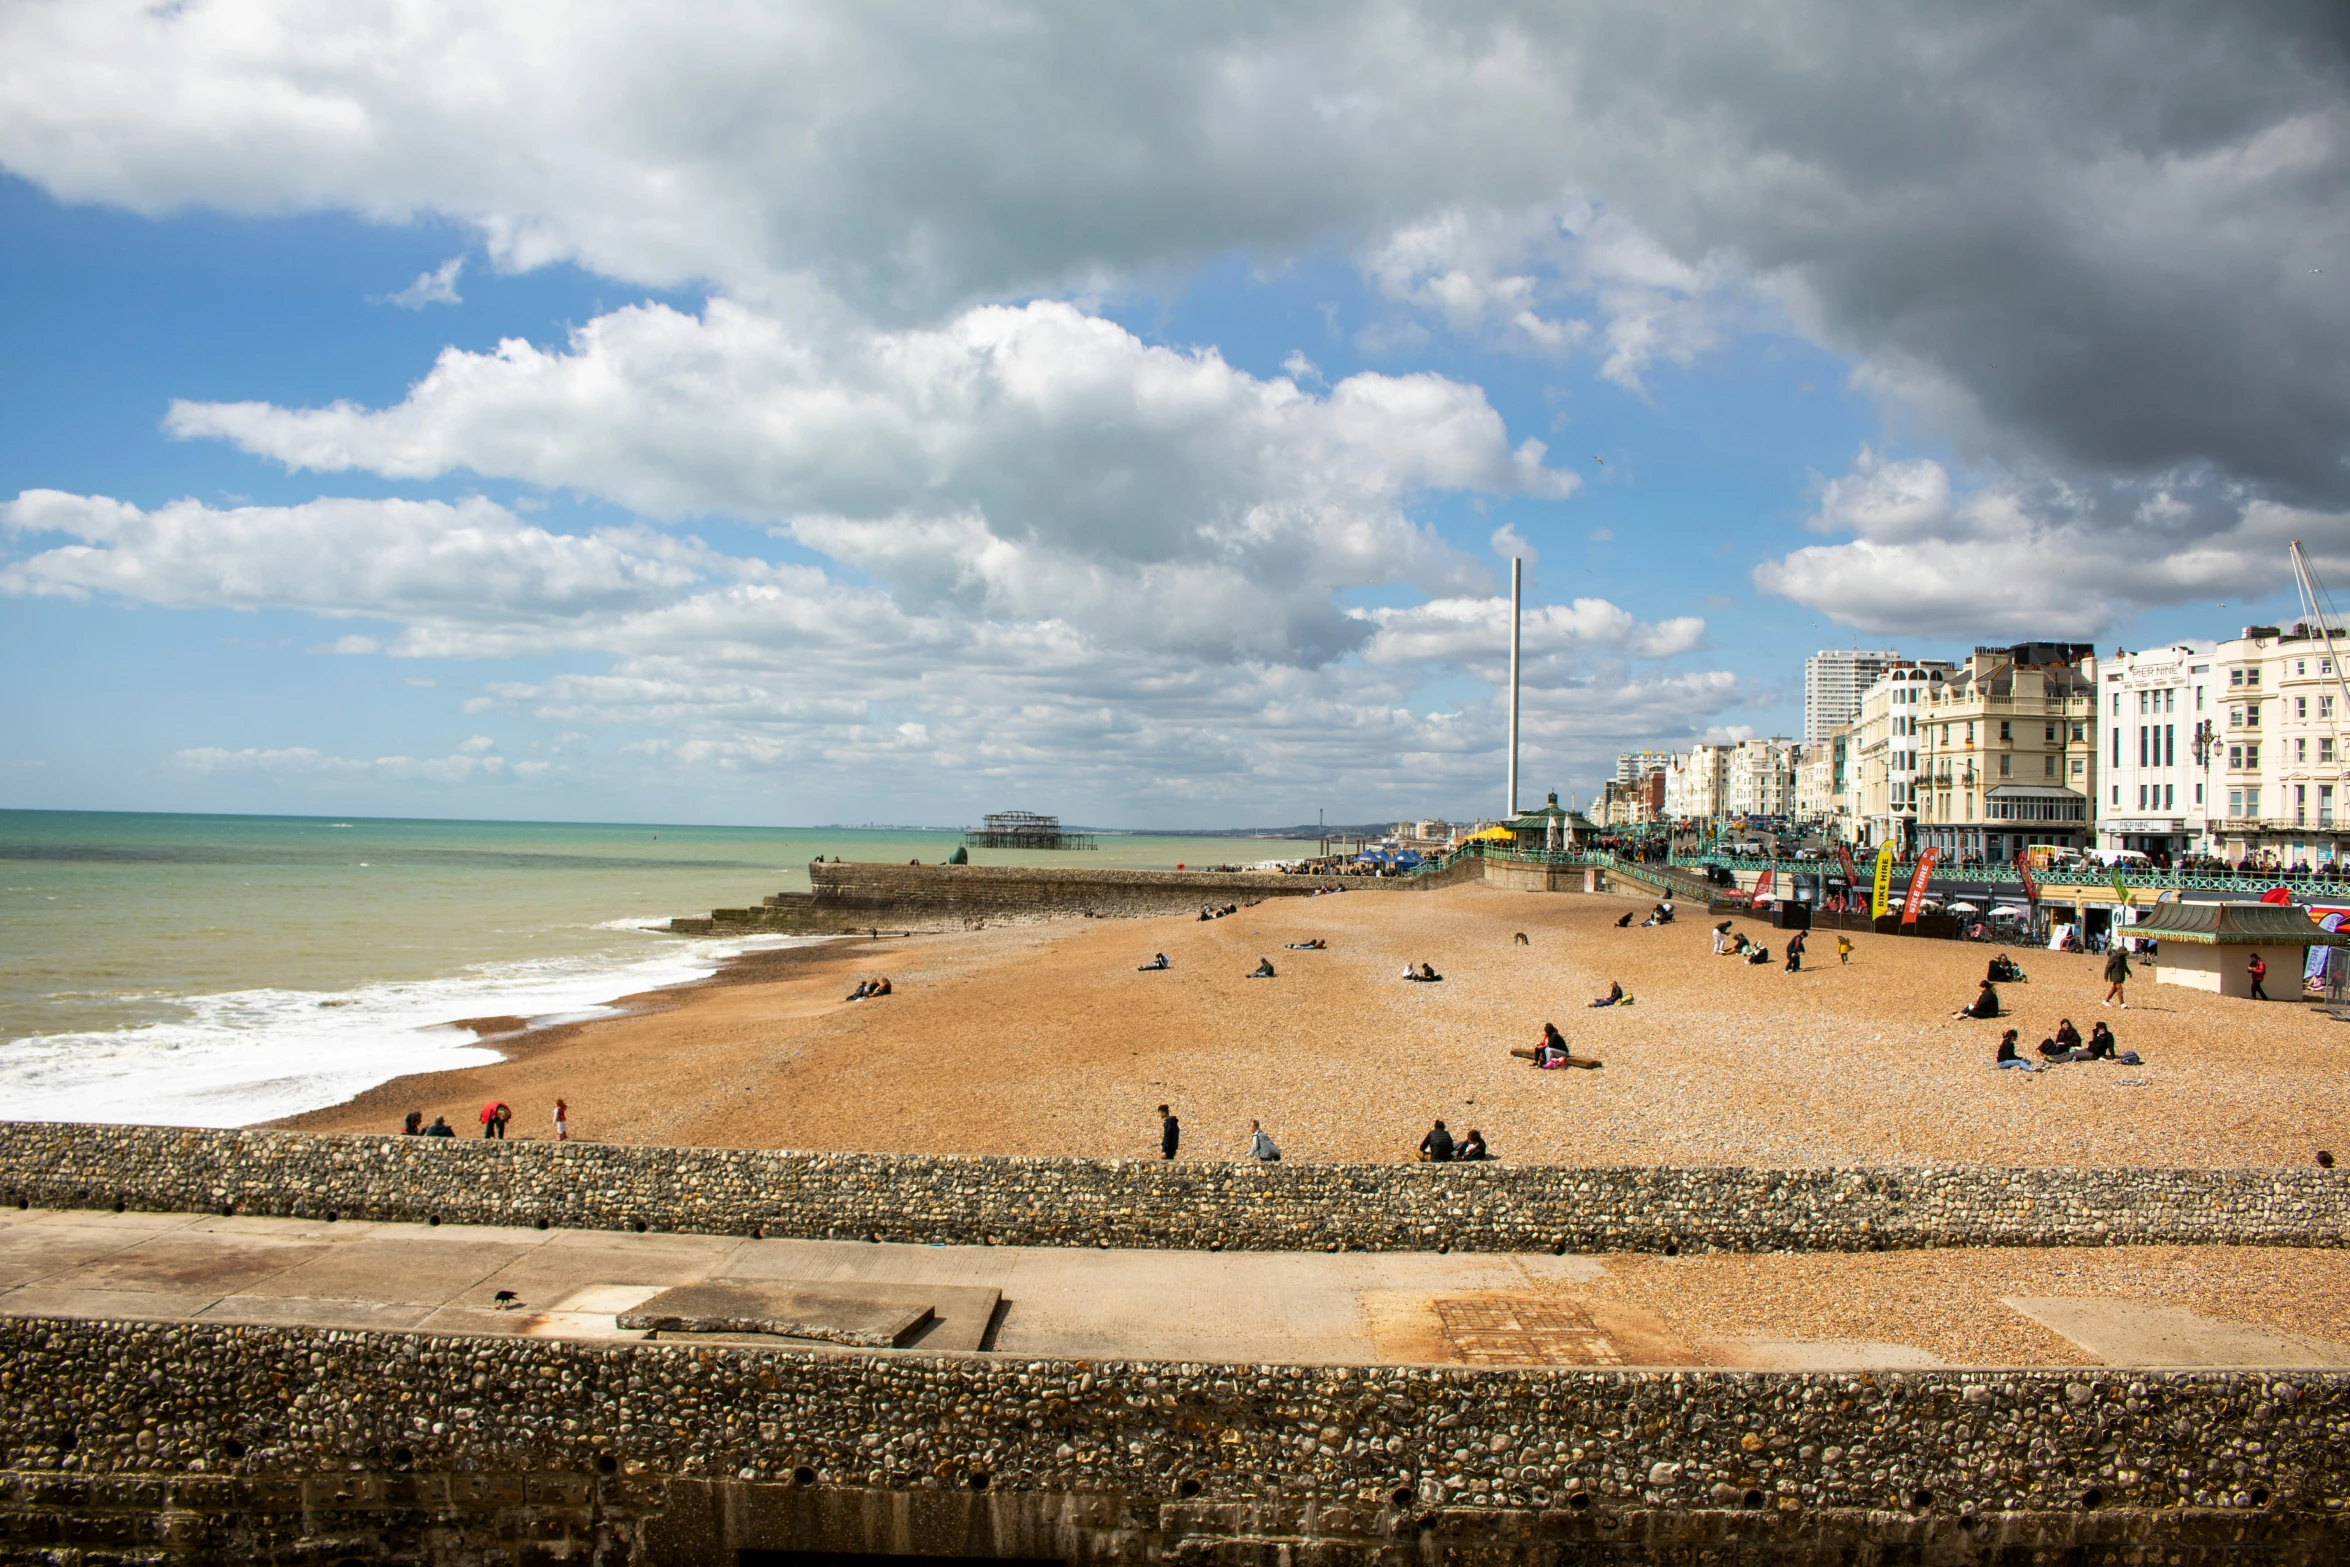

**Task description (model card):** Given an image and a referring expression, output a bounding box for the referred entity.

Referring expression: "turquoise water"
[0,811,1317,1126]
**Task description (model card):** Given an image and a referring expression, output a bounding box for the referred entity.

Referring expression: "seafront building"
[1905,643,2098,861]
[1842,659,1954,850]
[1803,648,1903,744]
[2096,642,2208,859]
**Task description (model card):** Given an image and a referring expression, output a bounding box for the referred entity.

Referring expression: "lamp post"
[2190,718,2219,860]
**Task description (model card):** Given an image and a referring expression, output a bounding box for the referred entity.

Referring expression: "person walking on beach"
[1159,1105,1180,1159]
[553,1099,570,1141]
[1783,928,1806,973]
[1245,1120,1281,1161]
[2103,945,2131,1008]
[2248,951,2269,1000]
[1836,934,1854,965]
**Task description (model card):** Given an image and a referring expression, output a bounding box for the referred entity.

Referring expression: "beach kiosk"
[2130,901,2350,999]
[1507,792,1591,855]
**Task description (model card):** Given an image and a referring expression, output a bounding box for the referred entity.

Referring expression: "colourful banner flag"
[1751,868,1775,901]
[2012,848,2038,905]
[1869,844,1895,919]
[1901,847,1941,924]
[1837,841,1859,887]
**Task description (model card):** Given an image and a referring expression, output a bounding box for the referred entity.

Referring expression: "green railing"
[1669,853,2349,899]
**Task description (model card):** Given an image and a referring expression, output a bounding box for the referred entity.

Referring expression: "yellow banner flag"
[1870,844,1896,919]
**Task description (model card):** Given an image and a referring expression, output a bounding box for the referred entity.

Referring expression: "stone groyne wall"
[2,1315,2345,1563]
[674,856,1483,934]
[5,1123,2345,1255]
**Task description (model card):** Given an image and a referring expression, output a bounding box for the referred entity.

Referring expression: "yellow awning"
[1462,824,1517,841]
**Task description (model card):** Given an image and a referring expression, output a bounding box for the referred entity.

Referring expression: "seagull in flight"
[1592,454,1606,465]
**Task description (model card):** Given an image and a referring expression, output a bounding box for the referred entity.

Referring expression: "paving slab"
[199,1295,439,1332]
[0,1286,228,1323]
[237,1237,540,1306]
[2002,1297,2350,1368]
[45,1234,325,1295]
[1712,1338,1948,1370]
[619,1282,934,1346]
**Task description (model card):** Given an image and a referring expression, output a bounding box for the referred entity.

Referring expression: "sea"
[0,811,1320,1128]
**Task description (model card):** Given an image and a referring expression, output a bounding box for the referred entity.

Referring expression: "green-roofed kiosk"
[2132,900,2350,999]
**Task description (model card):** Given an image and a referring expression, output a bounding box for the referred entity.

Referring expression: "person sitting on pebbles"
[1137,952,1170,971]
[1247,957,1278,979]
[1953,978,2000,1019]
[1589,980,1626,1007]
[1511,1022,1602,1070]
[1402,961,1443,982]
[1995,1030,2036,1071]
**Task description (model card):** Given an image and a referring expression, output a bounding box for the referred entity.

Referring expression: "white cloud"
[1754,449,2350,636]
[173,745,546,782]
[1,490,708,624]
[162,298,1575,664]
[384,255,463,309]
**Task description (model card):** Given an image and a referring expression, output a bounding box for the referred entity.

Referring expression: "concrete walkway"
[4,1206,2346,1369]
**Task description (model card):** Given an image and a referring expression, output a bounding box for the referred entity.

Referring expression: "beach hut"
[1507,792,1591,854]
[2130,901,2350,999]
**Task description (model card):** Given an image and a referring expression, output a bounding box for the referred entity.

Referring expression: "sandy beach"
[279,881,2350,1168]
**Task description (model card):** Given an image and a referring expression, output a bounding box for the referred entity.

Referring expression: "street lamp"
[2191,719,2218,858]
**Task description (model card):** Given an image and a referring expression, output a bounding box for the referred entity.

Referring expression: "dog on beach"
[1513,932,1529,945]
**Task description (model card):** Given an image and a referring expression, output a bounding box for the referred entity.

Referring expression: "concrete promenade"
[6,1204,2347,1370]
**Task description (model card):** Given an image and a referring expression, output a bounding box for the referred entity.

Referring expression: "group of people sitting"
[1417,1120,1491,1160]
[1509,1021,1602,1070]
[1996,1019,2140,1069]
[1197,902,1240,920]
[1402,961,1443,982]
[1986,953,2028,983]
[1710,922,1774,965]
[844,976,893,1000]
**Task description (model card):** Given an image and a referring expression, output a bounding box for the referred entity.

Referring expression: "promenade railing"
[1668,853,2349,900]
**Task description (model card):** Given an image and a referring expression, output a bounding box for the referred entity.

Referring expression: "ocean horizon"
[0,809,1320,1127]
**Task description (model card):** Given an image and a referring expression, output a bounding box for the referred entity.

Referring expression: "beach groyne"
[5,1123,2344,1255]
[671,856,1484,934]
[3,1312,2345,1563]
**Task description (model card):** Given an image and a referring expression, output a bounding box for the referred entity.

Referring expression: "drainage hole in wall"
[1741,1489,1765,1510]
[1910,1488,1933,1509]
[219,1205,234,1217]
[221,1438,245,1459]
[1663,1242,1680,1257]
[113,1200,125,1213]
[634,1220,649,1234]
[792,1466,817,1487]
[324,1211,337,1223]
[1568,1491,1591,1511]
[391,1446,414,1467]
[58,1433,77,1453]
[1597,1512,1619,1532]
[1177,1477,1202,1499]
[1390,1486,1415,1509]
[1550,1239,1566,1255]
[2080,1487,2103,1511]
[596,1454,617,1475]
[2251,1487,2270,1507]
[968,1470,991,1493]
[427,1215,440,1227]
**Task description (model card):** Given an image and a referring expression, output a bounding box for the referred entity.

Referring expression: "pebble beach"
[280,881,2350,1170]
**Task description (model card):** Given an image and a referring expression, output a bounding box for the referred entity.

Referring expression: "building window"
[2000,720,2012,741]
[2071,758,2083,775]
[2324,737,2336,763]
[2112,728,2120,765]
[2248,788,2261,815]
[2137,691,2147,715]
[2138,726,2147,767]
[2166,689,2176,713]
[2324,695,2337,719]
[2230,745,2243,769]
[1999,754,2012,777]
[2112,692,2123,715]
[2138,784,2148,809]
[2247,703,2260,726]
[2230,669,2244,687]
[2297,785,2308,825]
[2248,667,2261,686]
[2323,785,2335,826]
[2044,755,2056,777]
[2247,744,2260,767]
[2297,737,2307,762]
[2113,785,2122,805]
[2165,724,2175,766]
[2297,696,2308,718]
[2231,788,2244,815]
[2164,784,2174,810]
[2071,722,2085,741]
[2196,686,2204,710]
[2195,783,2203,805]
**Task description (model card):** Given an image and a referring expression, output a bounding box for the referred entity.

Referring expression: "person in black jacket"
[1419,1121,1454,1162]
[1159,1105,1180,1160]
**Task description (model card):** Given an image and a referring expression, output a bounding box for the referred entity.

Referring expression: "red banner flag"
[1751,868,1775,901]
[1837,841,1859,888]
[2012,848,2038,905]
[1900,847,1941,925]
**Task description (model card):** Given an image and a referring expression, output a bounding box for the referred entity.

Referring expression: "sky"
[2,1,2346,829]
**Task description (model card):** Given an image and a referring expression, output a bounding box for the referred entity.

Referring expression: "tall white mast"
[1507,556,1522,818]
[2289,540,2350,750]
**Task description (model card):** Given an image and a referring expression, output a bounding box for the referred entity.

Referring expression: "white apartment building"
[1724,738,1799,819]
[2096,644,2207,858]
[1794,737,1847,826]
[1663,744,1728,820]
[2197,624,2350,865]
[1906,643,2098,861]
[1844,660,1954,848]
[1614,750,1676,784]
[1804,649,1903,745]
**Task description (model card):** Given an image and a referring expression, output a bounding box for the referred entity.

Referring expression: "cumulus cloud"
[1754,448,2350,636]
[384,255,463,309]
[164,298,1575,663]
[5,1,2340,511]
[0,490,711,625]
